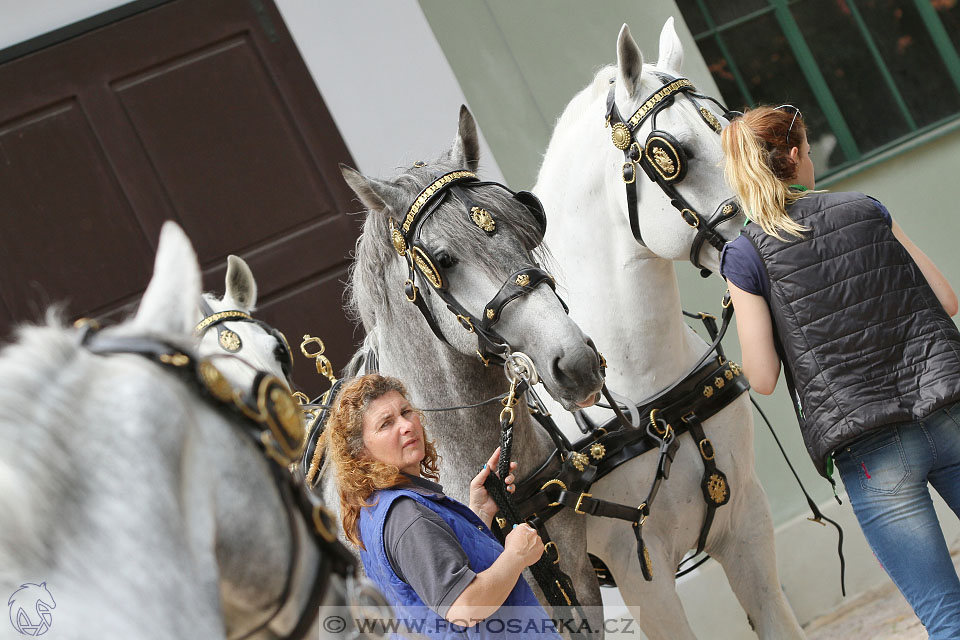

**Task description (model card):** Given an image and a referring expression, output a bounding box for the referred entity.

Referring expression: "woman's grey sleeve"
[383,498,477,618]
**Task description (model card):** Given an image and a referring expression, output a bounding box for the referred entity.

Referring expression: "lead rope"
[752,397,846,596]
[484,356,588,635]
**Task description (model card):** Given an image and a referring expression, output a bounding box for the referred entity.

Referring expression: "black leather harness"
[492,302,748,583]
[391,170,563,368]
[78,321,357,640]
[606,72,743,277]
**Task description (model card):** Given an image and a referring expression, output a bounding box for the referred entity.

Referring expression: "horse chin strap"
[606,73,742,277]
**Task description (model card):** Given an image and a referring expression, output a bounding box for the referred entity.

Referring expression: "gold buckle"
[699,438,715,461]
[456,315,475,333]
[574,492,592,515]
[544,541,560,565]
[681,208,700,228]
[722,289,732,308]
[633,502,647,528]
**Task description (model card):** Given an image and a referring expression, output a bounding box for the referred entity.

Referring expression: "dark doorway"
[0,0,361,397]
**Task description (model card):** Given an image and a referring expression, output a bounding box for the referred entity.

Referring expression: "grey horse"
[336,107,607,635]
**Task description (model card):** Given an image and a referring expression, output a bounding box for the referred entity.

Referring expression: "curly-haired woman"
[323,374,558,639]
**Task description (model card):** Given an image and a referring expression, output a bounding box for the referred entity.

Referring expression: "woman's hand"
[469,447,516,528]
[503,523,545,567]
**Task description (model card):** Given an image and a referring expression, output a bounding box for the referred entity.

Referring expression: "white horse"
[0,223,363,640]
[535,21,805,640]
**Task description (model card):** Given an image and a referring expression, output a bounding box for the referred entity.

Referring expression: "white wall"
[0,0,504,182]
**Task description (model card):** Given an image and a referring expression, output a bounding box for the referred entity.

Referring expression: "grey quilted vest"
[741,191,960,476]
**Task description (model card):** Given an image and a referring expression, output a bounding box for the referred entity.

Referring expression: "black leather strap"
[681,412,730,555]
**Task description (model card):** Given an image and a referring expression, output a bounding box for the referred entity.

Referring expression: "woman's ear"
[788,146,800,163]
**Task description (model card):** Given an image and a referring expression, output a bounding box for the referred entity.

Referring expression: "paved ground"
[804,548,960,639]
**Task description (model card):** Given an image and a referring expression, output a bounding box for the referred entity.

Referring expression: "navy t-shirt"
[720,196,892,300]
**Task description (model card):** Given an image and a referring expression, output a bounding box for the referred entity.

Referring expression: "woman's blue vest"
[357,484,559,639]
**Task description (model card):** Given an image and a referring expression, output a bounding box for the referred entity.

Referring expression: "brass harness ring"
[540,479,567,507]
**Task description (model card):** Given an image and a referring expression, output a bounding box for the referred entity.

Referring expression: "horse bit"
[606,71,742,277]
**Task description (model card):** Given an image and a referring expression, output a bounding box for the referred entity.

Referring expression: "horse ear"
[132,221,201,336]
[451,105,480,172]
[225,255,257,310]
[658,17,684,74]
[340,164,407,217]
[616,24,644,97]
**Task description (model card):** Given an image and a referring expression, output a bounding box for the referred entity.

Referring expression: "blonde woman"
[323,374,559,639]
[720,104,960,638]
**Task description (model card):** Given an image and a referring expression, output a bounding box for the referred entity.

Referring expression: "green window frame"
[679,0,960,182]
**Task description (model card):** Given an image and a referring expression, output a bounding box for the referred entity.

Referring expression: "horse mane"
[0,312,89,561]
[0,310,196,565]
[346,158,548,331]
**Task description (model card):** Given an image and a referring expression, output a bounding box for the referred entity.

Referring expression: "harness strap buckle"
[544,541,561,564]
[574,492,593,515]
[633,502,648,528]
[456,314,475,333]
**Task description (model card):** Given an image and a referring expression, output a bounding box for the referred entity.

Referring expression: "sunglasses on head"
[775,104,803,146]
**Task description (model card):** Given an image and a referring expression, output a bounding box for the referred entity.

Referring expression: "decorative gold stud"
[486,309,496,320]
[700,107,722,133]
[611,122,631,150]
[516,274,531,286]
[722,204,735,215]
[707,473,728,504]
[714,377,725,389]
[652,147,676,174]
[590,443,606,460]
[571,452,589,472]
[159,353,190,367]
[725,370,734,381]
[390,219,407,256]
[470,206,496,232]
[703,386,714,398]
[219,329,241,352]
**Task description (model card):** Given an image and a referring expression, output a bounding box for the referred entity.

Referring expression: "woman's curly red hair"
[321,374,440,549]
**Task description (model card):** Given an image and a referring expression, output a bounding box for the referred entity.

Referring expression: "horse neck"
[373,302,554,503]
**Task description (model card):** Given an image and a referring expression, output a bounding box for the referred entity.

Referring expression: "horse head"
[194,255,294,391]
[608,19,744,274]
[342,106,604,410]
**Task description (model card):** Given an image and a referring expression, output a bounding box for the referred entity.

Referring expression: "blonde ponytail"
[721,111,810,241]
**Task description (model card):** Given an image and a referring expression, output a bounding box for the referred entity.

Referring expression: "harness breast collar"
[390,169,565,367]
[605,72,742,277]
[77,321,355,640]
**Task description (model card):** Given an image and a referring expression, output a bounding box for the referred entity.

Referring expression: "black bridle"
[391,169,566,367]
[606,72,743,277]
[195,297,295,383]
[76,321,360,640]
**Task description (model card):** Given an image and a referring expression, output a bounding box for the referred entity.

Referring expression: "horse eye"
[434,250,456,269]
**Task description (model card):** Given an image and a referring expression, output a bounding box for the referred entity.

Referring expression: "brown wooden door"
[0,0,360,397]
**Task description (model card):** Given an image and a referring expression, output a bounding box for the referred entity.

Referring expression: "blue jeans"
[835,401,960,640]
